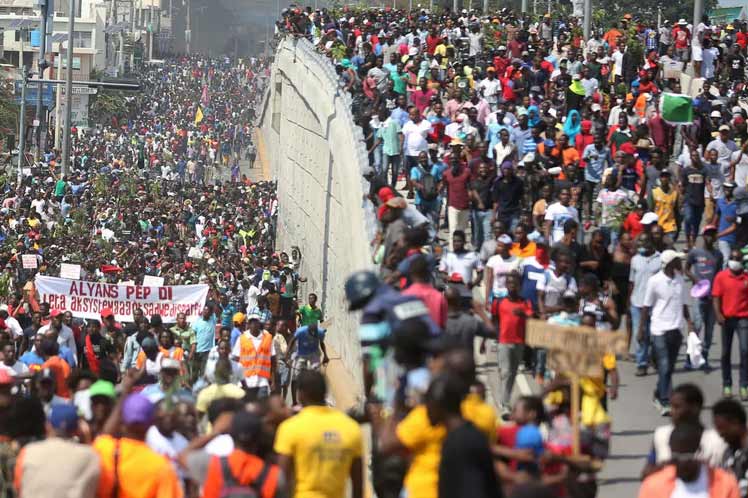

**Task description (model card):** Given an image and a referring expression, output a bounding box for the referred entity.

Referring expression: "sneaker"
[724,387,734,399]
[701,361,712,373]
[635,366,647,377]
[683,359,693,371]
[741,387,748,401]
[660,405,671,417]
[653,398,663,412]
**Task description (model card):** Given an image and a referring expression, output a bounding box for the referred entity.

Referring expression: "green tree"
[87,69,128,126]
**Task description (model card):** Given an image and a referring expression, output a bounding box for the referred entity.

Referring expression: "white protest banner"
[59,263,81,280]
[35,275,209,323]
[21,255,38,269]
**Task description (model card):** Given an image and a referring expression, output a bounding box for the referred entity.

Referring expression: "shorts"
[691,45,703,62]
[276,360,291,387]
[292,355,321,379]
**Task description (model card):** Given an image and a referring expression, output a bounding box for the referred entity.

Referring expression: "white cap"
[733,106,743,115]
[661,249,686,266]
[641,212,659,225]
[711,110,722,118]
[591,103,602,112]
[497,234,513,244]
[161,357,181,371]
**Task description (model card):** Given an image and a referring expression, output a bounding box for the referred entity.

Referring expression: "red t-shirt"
[442,166,472,210]
[498,298,533,344]
[623,211,644,239]
[737,31,748,49]
[712,270,748,318]
[402,282,448,328]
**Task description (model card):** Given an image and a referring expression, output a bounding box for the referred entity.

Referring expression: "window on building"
[72,31,91,48]
[14,30,31,43]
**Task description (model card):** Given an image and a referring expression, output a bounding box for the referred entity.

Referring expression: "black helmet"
[345,270,381,311]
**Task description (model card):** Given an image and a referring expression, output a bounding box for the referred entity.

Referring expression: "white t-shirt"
[4,317,22,338]
[478,78,501,104]
[439,251,484,285]
[537,269,578,308]
[145,426,189,480]
[231,332,276,388]
[643,271,688,335]
[671,465,709,498]
[653,424,727,467]
[544,202,580,244]
[486,254,520,297]
[245,284,261,312]
[732,150,748,188]
[402,120,432,157]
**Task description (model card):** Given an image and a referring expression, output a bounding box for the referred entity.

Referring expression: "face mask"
[729,260,744,272]
[637,247,648,255]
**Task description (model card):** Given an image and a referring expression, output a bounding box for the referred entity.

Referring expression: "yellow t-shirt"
[274,405,363,498]
[461,393,499,441]
[651,187,679,233]
[195,383,245,414]
[396,405,445,498]
[396,400,498,498]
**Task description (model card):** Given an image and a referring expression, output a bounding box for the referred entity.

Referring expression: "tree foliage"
[87,69,128,126]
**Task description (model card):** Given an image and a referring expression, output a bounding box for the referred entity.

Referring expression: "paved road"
[476,317,739,497]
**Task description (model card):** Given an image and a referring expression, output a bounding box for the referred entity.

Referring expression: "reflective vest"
[135,346,185,369]
[239,332,273,379]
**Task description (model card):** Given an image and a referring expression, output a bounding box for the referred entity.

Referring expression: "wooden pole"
[570,372,581,456]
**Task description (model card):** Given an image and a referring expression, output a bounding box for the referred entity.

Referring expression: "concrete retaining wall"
[259,36,376,405]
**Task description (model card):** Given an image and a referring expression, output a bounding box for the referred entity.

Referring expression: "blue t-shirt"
[410,164,443,205]
[294,326,326,357]
[220,303,237,329]
[192,315,217,353]
[520,259,546,310]
[717,197,738,245]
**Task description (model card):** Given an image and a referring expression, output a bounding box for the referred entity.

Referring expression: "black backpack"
[420,167,439,201]
[218,457,271,498]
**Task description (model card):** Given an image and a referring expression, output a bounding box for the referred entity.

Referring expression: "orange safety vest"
[135,346,185,369]
[239,332,273,379]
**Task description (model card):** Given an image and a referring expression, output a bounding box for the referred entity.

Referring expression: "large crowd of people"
[7,4,748,498]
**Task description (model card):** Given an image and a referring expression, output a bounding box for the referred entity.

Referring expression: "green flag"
[660,93,694,124]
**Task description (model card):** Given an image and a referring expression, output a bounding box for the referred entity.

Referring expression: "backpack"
[420,168,439,201]
[218,457,271,498]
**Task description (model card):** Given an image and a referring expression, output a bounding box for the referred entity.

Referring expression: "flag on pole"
[660,93,694,124]
[194,106,204,125]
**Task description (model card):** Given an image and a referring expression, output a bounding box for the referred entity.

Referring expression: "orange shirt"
[42,356,71,398]
[202,450,280,498]
[511,242,537,259]
[93,435,183,498]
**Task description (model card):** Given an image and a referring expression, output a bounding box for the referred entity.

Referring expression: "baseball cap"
[247,313,261,322]
[497,234,513,244]
[100,308,114,319]
[733,106,743,115]
[89,380,116,399]
[233,312,246,324]
[498,45,507,51]
[161,357,181,371]
[122,394,155,425]
[719,124,731,132]
[702,224,718,234]
[724,181,737,189]
[448,273,464,283]
[641,212,659,225]
[0,369,14,386]
[661,249,686,266]
[49,404,79,433]
[710,110,722,118]
[50,309,63,318]
[591,103,602,112]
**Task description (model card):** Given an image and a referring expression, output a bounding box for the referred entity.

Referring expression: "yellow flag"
[194,106,204,125]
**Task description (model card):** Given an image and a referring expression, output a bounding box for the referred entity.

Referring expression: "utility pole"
[17,66,27,186]
[583,0,591,40]
[185,0,191,54]
[693,0,703,40]
[521,0,528,13]
[54,40,63,150]
[61,0,74,176]
[35,0,49,161]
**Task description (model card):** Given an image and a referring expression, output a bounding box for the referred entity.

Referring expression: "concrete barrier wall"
[259,36,377,404]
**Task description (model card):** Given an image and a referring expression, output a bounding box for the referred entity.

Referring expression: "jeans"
[599,226,619,252]
[498,343,524,408]
[631,305,651,369]
[652,329,683,405]
[418,201,441,232]
[684,203,704,239]
[718,240,733,268]
[535,349,547,379]
[471,209,493,250]
[583,180,601,219]
[692,298,715,362]
[371,144,383,176]
[722,318,748,388]
[383,154,401,187]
